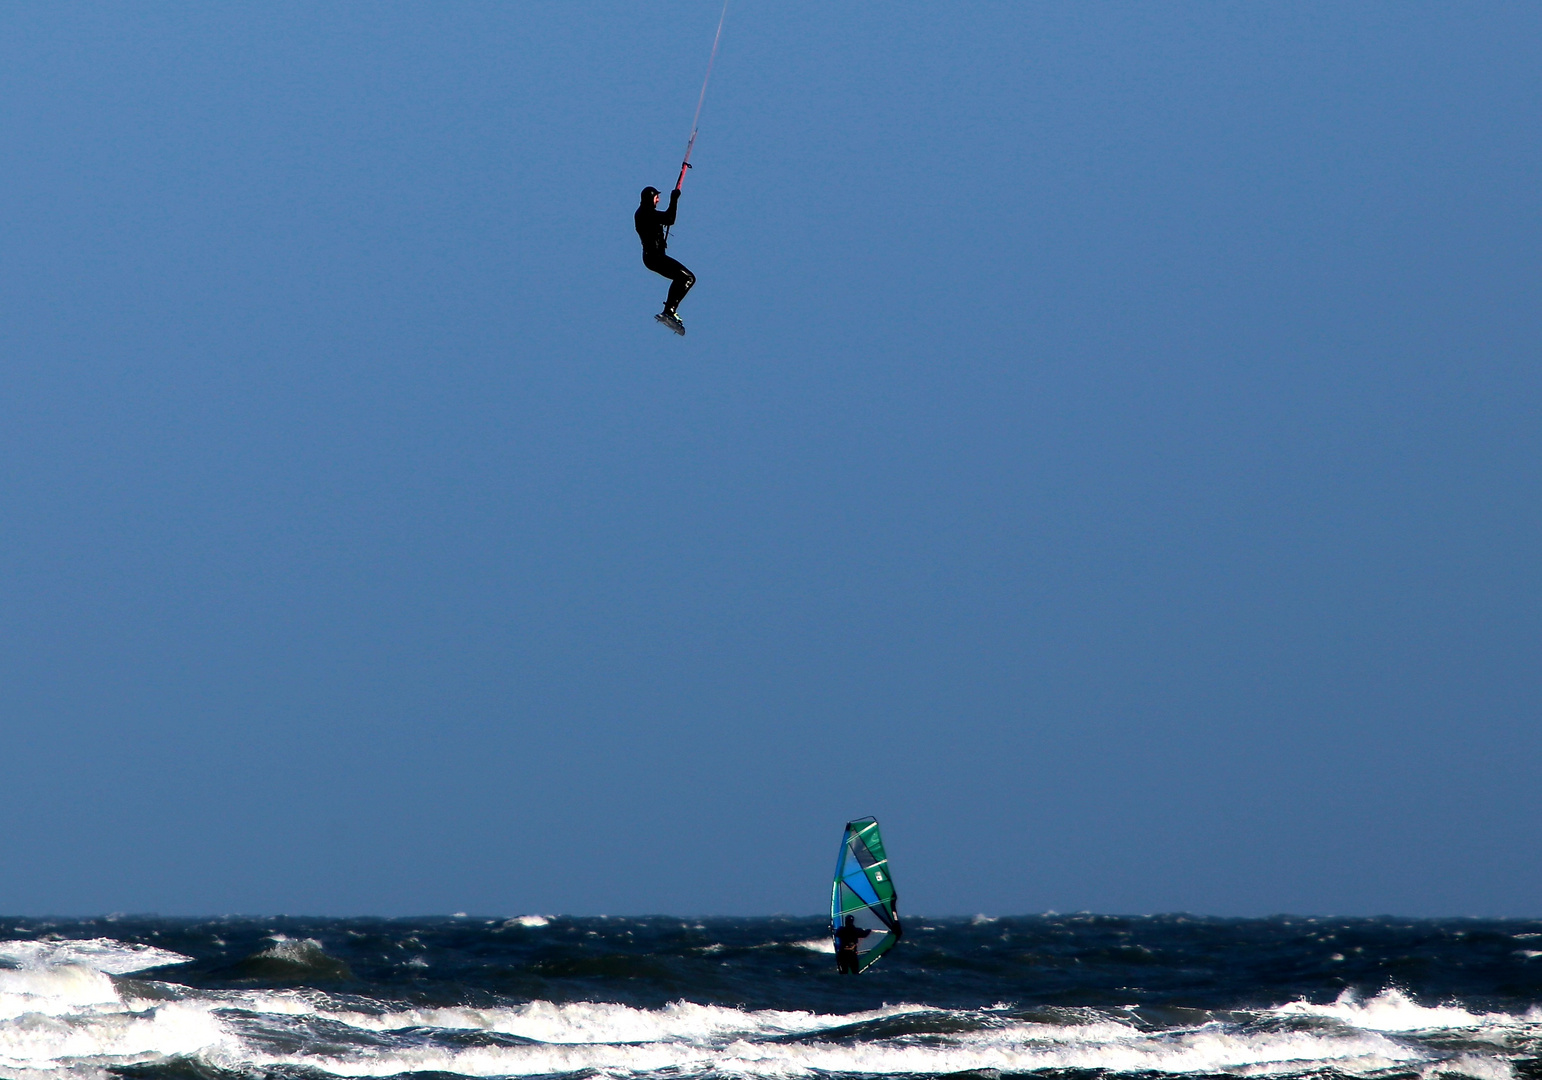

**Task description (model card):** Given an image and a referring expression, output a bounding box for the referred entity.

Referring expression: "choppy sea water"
[4,915,1542,1080]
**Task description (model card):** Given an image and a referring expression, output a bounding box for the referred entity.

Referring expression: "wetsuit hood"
[640,186,661,204]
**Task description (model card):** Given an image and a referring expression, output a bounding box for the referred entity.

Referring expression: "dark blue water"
[4,914,1541,1078]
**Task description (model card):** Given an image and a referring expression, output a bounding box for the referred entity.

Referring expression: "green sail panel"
[830,816,901,972]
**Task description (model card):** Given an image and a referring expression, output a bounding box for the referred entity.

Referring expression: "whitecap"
[1272,988,1509,1032]
[0,938,191,975]
[1430,1053,1519,1080]
[222,1006,1436,1079]
[0,941,232,1077]
[0,965,122,1020]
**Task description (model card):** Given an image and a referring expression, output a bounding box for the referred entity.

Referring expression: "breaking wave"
[3,917,1542,1079]
[2,969,1536,1079]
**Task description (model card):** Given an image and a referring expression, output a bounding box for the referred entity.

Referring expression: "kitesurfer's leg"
[644,253,695,315]
[664,261,694,314]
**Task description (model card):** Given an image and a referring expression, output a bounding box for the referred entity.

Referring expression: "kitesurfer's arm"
[660,188,679,227]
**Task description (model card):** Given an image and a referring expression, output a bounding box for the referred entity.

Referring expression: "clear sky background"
[1,2,1539,918]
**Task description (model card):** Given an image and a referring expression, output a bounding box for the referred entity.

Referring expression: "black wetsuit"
[635,189,695,314]
[834,924,871,974]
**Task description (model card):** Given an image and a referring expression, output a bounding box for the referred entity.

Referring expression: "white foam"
[0,987,1517,1080]
[0,939,190,976]
[792,938,833,953]
[1,937,1534,1080]
[0,966,122,1020]
[1272,989,1507,1032]
[505,916,551,928]
[254,936,327,964]
[183,994,1480,1079]
[1432,1054,1518,1080]
[228,1012,1431,1079]
[0,999,231,1075]
[314,998,919,1045]
[0,942,230,1077]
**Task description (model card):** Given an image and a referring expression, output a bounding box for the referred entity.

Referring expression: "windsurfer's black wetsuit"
[834,923,871,974]
[636,188,695,314]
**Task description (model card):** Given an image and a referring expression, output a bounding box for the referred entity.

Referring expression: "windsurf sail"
[830,816,901,972]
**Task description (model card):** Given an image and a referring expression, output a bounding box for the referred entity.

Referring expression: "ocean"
[3,914,1541,1080]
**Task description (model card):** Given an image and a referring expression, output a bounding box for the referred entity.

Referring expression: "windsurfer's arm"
[660,189,679,227]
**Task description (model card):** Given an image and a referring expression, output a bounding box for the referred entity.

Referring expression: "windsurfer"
[834,915,871,974]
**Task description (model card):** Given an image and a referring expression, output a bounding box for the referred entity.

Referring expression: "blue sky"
[1,1,1539,917]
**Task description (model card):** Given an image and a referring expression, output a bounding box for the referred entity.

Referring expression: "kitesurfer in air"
[834,915,871,974]
[636,186,695,335]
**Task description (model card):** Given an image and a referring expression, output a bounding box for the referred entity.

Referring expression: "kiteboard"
[655,312,685,336]
[831,816,902,973]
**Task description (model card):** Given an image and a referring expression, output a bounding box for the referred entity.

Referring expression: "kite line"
[675,0,731,194]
